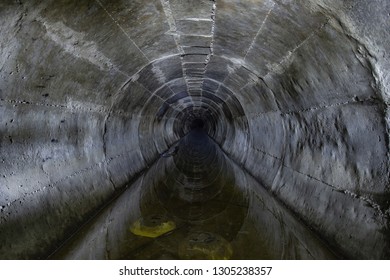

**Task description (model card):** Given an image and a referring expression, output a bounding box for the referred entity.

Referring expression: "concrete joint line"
[94,0,149,62]
[244,2,276,61]
[252,146,388,218]
[0,149,139,215]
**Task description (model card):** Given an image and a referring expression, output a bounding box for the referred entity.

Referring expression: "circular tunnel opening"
[189,118,205,130]
[1,0,388,261]
[179,108,215,137]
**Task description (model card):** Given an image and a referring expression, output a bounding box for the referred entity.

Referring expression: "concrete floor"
[0,0,389,259]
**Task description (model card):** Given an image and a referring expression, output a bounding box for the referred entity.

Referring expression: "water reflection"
[50,129,338,259]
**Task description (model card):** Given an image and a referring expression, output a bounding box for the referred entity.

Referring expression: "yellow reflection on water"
[130,215,176,238]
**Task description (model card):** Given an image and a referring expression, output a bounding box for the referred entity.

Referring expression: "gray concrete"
[0,0,389,259]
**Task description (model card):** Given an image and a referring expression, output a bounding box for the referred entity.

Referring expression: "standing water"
[50,128,339,259]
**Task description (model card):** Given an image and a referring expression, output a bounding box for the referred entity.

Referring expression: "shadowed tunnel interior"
[0,0,389,259]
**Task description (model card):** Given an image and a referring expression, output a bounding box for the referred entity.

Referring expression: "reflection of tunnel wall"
[49,130,338,259]
[0,0,389,259]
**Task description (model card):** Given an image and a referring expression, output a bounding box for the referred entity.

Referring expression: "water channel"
[50,127,339,259]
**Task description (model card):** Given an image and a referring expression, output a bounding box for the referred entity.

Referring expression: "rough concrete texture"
[0,0,389,259]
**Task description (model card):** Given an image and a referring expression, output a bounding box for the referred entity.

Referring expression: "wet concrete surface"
[1,0,389,260]
[49,128,339,259]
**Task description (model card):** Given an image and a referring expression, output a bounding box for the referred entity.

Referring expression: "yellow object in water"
[178,231,233,260]
[130,215,176,238]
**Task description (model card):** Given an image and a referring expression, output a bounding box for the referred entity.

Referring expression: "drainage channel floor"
[50,130,339,259]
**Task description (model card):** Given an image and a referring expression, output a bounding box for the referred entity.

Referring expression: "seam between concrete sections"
[159,0,181,51]
[159,0,188,92]
[201,1,216,95]
[335,21,390,193]
[151,63,169,86]
[211,93,240,117]
[263,18,330,78]
[94,0,150,62]
[149,63,180,102]
[151,79,187,110]
[237,18,331,94]
[257,76,282,111]
[202,76,238,100]
[251,146,388,218]
[213,2,274,99]
[0,149,139,216]
[0,98,134,119]
[177,18,213,22]
[135,81,183,116]
[213,138,345,259]
[115,53,184,94]
[243,2,275,61]
[245,97,380,119]
[166,83,183,107]
[0,98,67,109]
[150,63,173,97]
[112,51,207,102]
[102,111,116,192]
[46,172,145,259]
[250,191,317,259]
[214,94,234,114]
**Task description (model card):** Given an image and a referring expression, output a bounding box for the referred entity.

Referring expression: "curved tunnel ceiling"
[0,0,389,259]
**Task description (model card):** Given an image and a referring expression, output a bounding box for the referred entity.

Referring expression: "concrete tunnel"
[0,0,389,259]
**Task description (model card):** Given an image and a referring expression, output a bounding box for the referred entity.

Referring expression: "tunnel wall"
[0,0,389,259]
[203,0,390,258]
[241,19,389,260]
[0,0,169,258]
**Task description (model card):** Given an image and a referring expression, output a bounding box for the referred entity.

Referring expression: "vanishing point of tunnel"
[0,0,389,259]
